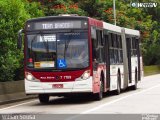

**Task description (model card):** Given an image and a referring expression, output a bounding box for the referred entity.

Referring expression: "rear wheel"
[94,78,103,101]
[38,94,49,104]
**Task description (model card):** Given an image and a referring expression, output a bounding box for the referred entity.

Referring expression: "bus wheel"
[115,73,121,95]
[94,78,103,101]
[38,94,49,104]
[132,70,138,90]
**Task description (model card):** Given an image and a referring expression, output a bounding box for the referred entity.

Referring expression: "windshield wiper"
[64,33,72,60]
[40,33,49,53]
[31,33,39,58]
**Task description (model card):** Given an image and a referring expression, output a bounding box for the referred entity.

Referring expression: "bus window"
[91,26,97,61]
[96,29,103,62]
[131,37,137,56]
[109,33,123,64]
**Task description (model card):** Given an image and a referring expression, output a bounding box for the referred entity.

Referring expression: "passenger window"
[109,33,123,64]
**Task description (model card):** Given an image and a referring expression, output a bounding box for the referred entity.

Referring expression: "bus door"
[126,37,132,83]
[136,38,141,81]
[104,34,110,89]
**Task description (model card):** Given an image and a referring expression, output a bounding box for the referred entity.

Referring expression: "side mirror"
[17,29,24,49]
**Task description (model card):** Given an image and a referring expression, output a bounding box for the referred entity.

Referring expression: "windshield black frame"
[25,29,90,71]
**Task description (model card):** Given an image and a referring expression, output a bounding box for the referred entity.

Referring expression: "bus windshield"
[26,32,89,70]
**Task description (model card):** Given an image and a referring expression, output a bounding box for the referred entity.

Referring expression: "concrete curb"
[0,80,37,105]
[0,92,37,105]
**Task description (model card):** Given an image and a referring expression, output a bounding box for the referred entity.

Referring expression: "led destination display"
[26,20,88,30]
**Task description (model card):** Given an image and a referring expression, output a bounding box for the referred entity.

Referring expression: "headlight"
[25,72,39,82]
[81,70,91,80]
[26,74,33,81]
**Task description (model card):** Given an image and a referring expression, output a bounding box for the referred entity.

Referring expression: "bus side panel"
[88,18,105,94]
[92,66,104,93]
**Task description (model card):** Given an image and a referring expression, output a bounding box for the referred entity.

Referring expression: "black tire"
[132,70,138,90]
[115,73,121,95]
[38,94,49,104]
[94,79,103,101]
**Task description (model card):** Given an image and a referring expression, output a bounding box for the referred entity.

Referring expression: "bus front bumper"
[25,77,93,94]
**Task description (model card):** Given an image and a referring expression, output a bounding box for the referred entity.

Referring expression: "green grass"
[144,65,160,76]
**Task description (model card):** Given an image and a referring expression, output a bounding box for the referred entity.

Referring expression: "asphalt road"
[0,74,160,115]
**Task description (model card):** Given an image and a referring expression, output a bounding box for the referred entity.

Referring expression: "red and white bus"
[17,15,143,103]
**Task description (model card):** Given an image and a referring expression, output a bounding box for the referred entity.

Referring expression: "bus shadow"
[34,95,95,106]
[33,87,141,106]
[103,87,141,98]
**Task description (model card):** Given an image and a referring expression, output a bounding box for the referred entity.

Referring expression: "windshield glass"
[26,32,89,69]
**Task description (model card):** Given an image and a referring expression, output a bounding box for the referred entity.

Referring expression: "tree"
[32,0,86,16]
[141,0,160,65]
[0,0,44,82]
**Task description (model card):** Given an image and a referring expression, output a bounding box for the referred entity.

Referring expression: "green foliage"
[33,0,86,16]
[0,0,44,82]
[78,0,105,19]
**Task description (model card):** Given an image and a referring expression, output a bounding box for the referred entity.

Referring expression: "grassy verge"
[144,65,160,76]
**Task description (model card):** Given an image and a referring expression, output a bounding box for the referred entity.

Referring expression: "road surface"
[0,74,160,115]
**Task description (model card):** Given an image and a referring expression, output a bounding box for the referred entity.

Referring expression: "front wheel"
[38,94,49,104]
[94,79,103,101]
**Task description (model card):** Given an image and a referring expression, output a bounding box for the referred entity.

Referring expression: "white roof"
[103,22,140,37]
[103,22,121,33]
[124,28,140,36]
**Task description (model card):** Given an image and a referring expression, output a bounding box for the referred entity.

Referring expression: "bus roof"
[124,28,140,36]
[26,16,88,22]
[103,22,140,37]
[103,22,121,33]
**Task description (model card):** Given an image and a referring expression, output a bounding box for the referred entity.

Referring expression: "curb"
[0,92,37,105]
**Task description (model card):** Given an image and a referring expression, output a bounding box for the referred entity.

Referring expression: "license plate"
[53,84,63,88]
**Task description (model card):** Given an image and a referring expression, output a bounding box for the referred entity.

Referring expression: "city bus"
[17,15,143,103]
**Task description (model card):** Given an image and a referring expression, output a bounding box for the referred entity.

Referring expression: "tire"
[132,70,138,90]
[94,78,103,101]
[38,94,49,104]
[115,73,121,95]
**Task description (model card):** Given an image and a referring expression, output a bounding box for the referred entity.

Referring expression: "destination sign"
[26,20,88,30]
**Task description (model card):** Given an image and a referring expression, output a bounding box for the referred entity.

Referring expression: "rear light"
[28,58,34,67]
[28,58,33,63]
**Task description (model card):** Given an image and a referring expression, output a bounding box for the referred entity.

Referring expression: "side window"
[131,37,137,56]
[91,26,98,48]
[91,26,97,61]
[136,38,141,55]
[109,33,123,64]
[119,35,123,63]
[109,33,113,64]
[91,27,103,63]
[126,37,131,58]
[96,29,103,62]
